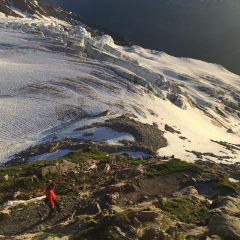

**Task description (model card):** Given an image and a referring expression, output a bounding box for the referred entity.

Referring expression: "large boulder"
[38,160,79,177]
[208,197,240,240]
[208,212,240,240]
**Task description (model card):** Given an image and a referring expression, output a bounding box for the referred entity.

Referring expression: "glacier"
[0,7,239,164]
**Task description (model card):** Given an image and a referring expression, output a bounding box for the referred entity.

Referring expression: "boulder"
[77,202,102,215]
[38,160,79,177]
[164,124,181,134]
[141,227,164,240]
[167,93,188,109]
[208,212,240,240]
[0,209,11,221]
[214,196,240,215]
[129,210,159,223]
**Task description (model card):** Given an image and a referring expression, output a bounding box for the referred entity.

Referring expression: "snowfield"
[0,11,239,164]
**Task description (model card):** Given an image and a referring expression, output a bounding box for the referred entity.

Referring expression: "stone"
[109,205,123,214]
[38,160,79,177]
[227,128,235,134]
[13,191,21,199]
[102,182,137,194]
[137,210,159,222]
[215,196,240,215]
[164,124,181,134]
[141,227,164,240]
[100,193,120,206]
[100,110,111,116]
[208,212,240,240]
[0,209,11,221]
[206,235,223,240]
[180,186,199,196]
[3,174,9,181]
[167,93,188,109]
[78,202,102,215]
[105,193,120,205]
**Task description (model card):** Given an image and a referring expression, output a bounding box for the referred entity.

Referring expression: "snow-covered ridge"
[0,1,239,164]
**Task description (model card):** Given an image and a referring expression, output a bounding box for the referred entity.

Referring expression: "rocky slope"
[0,151,240,239]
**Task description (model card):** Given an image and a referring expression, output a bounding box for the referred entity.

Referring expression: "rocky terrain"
[0,150,240,239]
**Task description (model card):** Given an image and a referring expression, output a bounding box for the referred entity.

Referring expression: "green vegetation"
[215,176,239,194]
[162,197,210,224]
[144,159,201,178]
[62,150,109,163]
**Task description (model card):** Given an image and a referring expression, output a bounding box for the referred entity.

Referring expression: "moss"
[162,197,210,224]
[145,159,201,178]
[62,150,109,163]
[215,176,239,194]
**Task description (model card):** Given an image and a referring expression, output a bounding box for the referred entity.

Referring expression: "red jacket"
[46,189,56,207]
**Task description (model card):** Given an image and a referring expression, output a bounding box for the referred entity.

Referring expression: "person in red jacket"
[45,180,61,218]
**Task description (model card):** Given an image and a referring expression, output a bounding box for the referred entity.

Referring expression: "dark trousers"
[48,200,61,218]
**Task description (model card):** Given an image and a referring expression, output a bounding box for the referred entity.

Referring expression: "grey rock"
[208,212,240,240]
[38,160,79,177]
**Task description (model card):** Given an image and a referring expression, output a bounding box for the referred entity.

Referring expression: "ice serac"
[0,0,239,164]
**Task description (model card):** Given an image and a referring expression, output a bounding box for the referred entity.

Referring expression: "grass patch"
[162,197,210,224]
[145,159,201,178]
[62,150,109,163]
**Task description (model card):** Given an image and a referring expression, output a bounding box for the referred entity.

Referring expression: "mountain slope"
[0,0,71,20]
[0,0,239,165]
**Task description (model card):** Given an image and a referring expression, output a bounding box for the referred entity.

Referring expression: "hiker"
[45,180,61,218]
